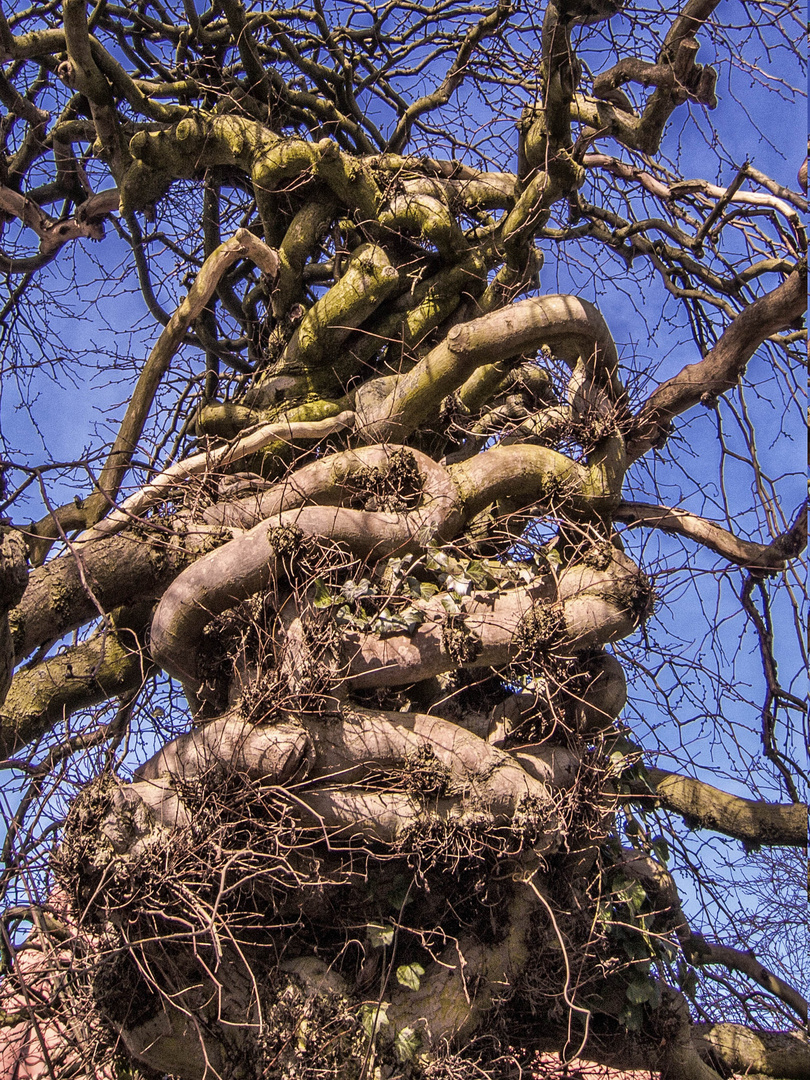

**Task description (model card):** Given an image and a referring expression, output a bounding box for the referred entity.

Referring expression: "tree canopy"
[0,1,806,1078]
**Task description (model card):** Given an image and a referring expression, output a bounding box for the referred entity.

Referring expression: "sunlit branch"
[624,766,807,847]
[628,264,807,461]
[614,498,808,570]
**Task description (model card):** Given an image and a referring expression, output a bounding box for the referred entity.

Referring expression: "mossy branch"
[278,244,399,374]
[0,618,152,758]
[624,766,807,846]
[362,293,620,440]
[272,195,339,318]
[380,193,468,258]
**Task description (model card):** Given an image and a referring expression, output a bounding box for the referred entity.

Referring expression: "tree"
[0,0,805,1077]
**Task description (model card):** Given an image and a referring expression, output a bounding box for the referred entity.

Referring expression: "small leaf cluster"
[595,871,663,1031]
[308,547,505,637]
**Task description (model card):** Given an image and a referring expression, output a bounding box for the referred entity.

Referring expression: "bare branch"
[614,498,808,570]
[628,264,807,460]
[83,230,280,527]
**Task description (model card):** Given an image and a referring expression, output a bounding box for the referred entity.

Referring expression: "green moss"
[118,160,172,215]
[284,244,399,374]
[145,536,171,575]
[270,398,347,425]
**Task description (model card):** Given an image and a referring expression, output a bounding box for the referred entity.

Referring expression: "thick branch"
[338,551,643,690]
[0,617,151,758]
[203,441,461,527]
[276,244,399,374]
[75,412,355,545]
[628,265,807,461]
[148,501,465,691]
[625,766,807,846]
[614,499,808,570]
[450,440,623,521]
[0,529,28,706]
[11,526,225,663]
[62,0,120,162]
[693,1024,810,1080]
[0,186,118,274]
[151,497,645,698]
[131,707,566,847]
[361,294,620,441]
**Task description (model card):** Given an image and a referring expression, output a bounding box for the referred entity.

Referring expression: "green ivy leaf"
[394,1026,421,1062]
[395,962,425,991]
[626,978,654,1004]
[658,939,678,962]
[400,606,425,635]
[374,608,412,634]
[359,1002,389,1038]
[426,550,449,571]
[445,574,473,596]
[342,577,372,602]
[387,877,413,911]
[619,879,648,914]
[312,578,333,608]
[406,575,424,597]
[621,936,653,962]
[366,923,394,948]
[618,1003,643,1031]
[465,561,490,587]
[606,735,643,776]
